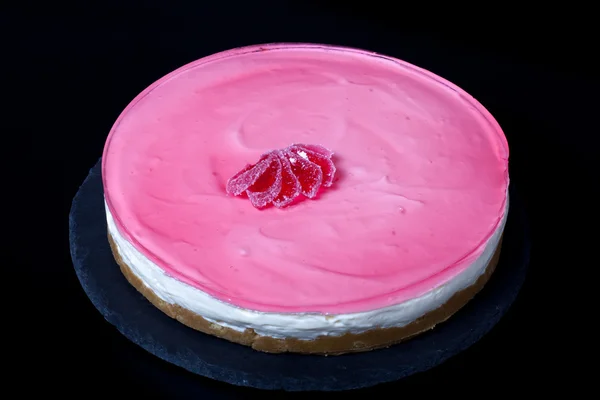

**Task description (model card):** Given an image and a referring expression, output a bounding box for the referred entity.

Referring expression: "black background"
[13,0,596,396]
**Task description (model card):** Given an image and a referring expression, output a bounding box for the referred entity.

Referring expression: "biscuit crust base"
[109,233,502,355]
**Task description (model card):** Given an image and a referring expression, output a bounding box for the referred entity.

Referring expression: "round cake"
[102,43,509,354]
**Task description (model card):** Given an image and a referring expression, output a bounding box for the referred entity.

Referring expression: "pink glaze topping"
[102,44,509,314]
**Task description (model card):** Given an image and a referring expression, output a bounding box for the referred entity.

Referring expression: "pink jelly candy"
[226,144,336,209]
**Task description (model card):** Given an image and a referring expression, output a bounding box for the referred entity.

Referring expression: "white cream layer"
[105,200,508,340]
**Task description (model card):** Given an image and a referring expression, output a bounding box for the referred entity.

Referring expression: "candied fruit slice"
[272,152,301,208]
[284,149,323,198]
[295,143,333,158]
[246,153,283,208]
[289,144,336,187]
[226,154,271,196]
[226,144,336,208]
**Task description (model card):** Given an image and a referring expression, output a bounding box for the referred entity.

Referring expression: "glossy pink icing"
[103,44,509,314]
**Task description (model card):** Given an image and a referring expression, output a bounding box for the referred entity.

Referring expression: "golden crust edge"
[108,233,502,355]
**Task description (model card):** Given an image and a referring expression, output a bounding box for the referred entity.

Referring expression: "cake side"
[106,199,507,353]
[108,226,503,355]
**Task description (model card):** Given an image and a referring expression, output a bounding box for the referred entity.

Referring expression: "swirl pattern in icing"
[102,44,509,314]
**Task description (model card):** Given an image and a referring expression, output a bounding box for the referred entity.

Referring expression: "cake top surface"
[103,43,509,314]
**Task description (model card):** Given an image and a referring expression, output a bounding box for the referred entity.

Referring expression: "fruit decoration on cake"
[226,144,336,208]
